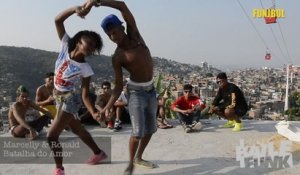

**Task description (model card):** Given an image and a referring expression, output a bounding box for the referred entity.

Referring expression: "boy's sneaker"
[192,122,203,131]
[232,122,242,132]
[85,151,107,165]
[133,158,158,169]
[223,120,235,128]
[53,167,65,175]
[184,125,192,133]
[113,120,122,132]
[185,127,192,133]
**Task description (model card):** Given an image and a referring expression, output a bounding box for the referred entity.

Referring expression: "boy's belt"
[127,84,154,92]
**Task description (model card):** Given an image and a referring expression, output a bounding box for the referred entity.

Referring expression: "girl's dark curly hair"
[68,30,103,55]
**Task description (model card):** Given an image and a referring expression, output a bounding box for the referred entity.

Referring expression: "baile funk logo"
[236,139,293,169]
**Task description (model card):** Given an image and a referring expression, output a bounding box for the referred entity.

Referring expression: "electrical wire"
[259,0,293,64]
[236,0,283,66]
[236,0,268,47]
[277,21,293,64]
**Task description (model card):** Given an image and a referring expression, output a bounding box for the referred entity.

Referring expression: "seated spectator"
[113,84,129,131]
[78,92,98,125]
[35,72,56,123]
[8,85,52,139]
[156,90,173,129]
[95,81,116,129]
[171,84,205,133]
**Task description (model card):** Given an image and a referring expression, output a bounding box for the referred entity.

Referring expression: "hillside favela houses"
[156,63,300,121]
[1,58,300,132]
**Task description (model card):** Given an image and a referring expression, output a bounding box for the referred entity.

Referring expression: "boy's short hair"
[101,81,111,88]
[183,84,193,91]
[45,72,54,78]
[216,72,227,79]
[16,85,29,95]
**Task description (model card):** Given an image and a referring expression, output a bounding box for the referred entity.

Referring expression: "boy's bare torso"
[37,85,53,102]
[8,102,31,127]
[115,39,153,83]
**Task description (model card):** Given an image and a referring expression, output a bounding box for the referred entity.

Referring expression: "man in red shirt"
[171,84,205,133]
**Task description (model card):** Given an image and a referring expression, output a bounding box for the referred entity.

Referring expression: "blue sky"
[0,0,299,69]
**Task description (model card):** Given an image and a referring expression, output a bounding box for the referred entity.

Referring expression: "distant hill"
[0,46,211,99]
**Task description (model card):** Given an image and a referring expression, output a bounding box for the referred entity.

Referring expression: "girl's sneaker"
[53,167,65,175]
[85,151,107,165]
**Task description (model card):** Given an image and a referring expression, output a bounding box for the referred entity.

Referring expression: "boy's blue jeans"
[177,110,201,125]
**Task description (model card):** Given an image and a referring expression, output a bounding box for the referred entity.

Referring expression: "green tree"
[286,92,300,121]
[165,97,176,119]
[155,73,164,94]
[206,73,214,77]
